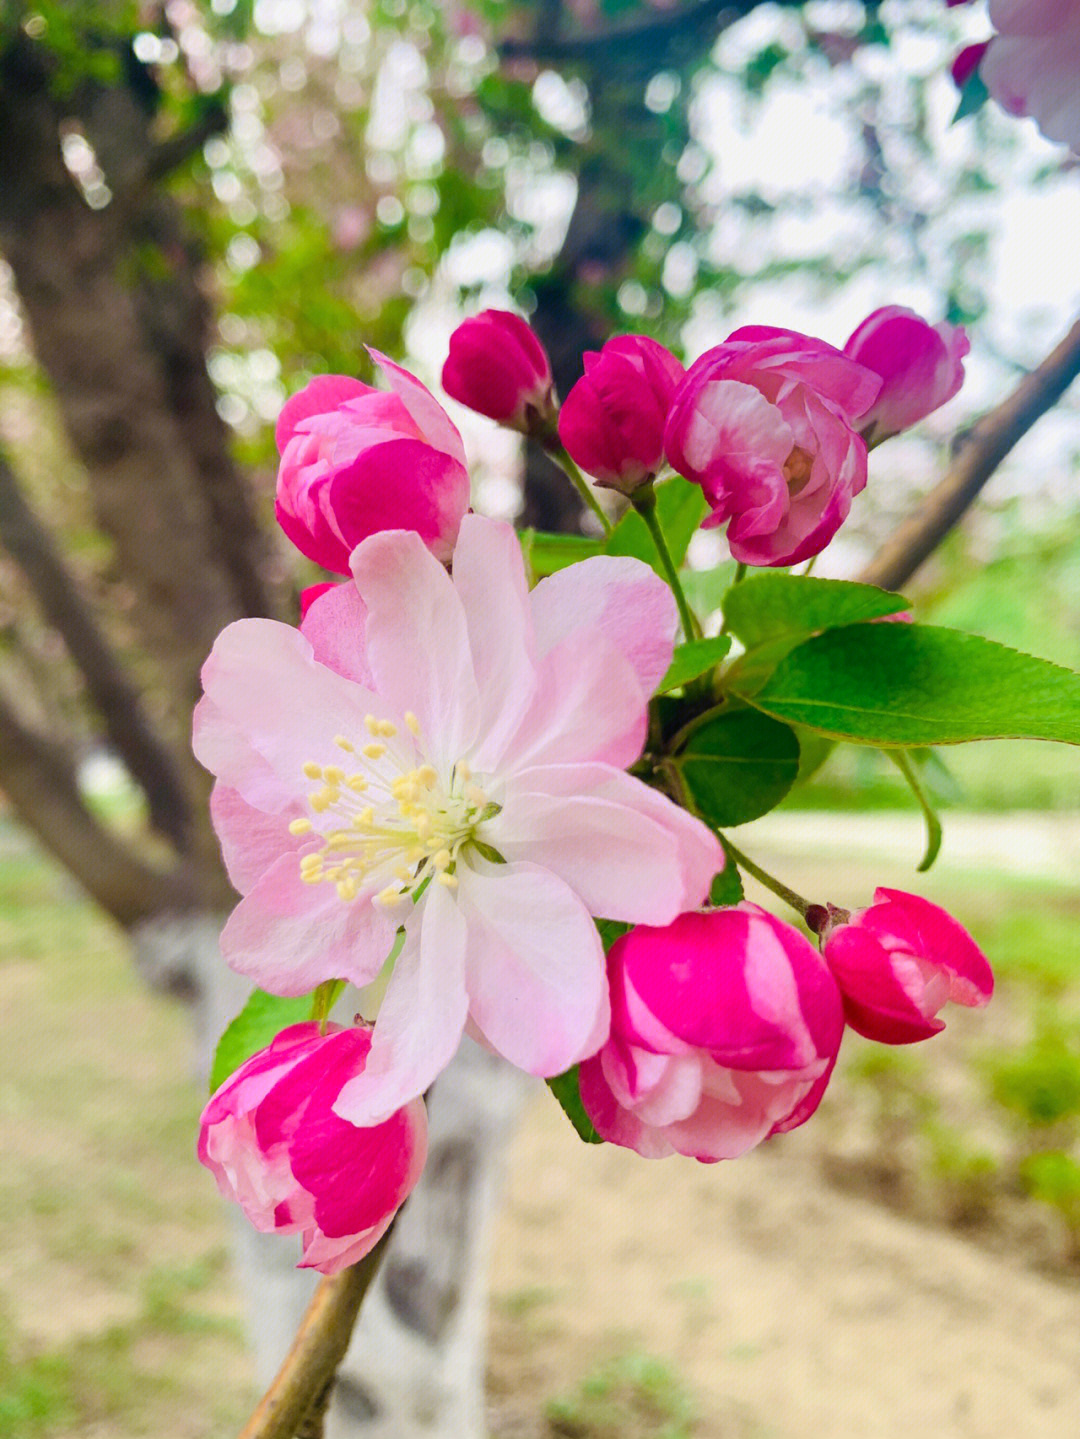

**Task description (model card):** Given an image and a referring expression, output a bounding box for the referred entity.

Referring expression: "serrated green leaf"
[667,708,801,827]
[745,625,1080,747]
[723,574,909,651]
[210,988,314,1093]
[657,635,732,694]
[546,1066,603,1145]
[521,529,604,579]
[605,475,706,577]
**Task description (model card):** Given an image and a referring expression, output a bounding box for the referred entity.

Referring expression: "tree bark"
[859,316,1080,592]
[0,449,192,846]
[0,690,192,927]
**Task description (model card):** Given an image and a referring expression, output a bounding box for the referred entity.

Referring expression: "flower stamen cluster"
[288,719,497,906]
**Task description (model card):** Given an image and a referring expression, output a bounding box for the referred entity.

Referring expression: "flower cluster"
[196,307,990,1270]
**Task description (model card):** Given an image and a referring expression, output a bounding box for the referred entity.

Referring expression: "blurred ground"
[2,810,1079,1437]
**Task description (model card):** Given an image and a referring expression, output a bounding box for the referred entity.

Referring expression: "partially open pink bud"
[821,888,993,1045]
[441,309,555,432]
[275,353,471,573]
[665,327,880,566]
[844,307,969,444]
[579,905,844,1161]
[557,335,686,494]
[198,1022,427,1273]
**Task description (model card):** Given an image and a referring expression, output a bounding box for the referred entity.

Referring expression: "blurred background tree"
[1,1,1079,1435]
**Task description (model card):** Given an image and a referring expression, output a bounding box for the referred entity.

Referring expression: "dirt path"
[489,1094,1080,1439]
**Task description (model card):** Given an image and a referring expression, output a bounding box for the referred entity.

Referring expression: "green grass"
[546,1353,695,1439]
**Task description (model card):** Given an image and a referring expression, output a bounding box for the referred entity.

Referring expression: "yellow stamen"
[437,872,458,889]
[334,735,355,752]
[404,711,420,734]
[303,761,323,779]
[376,885,404,907]
[288,818,313,835]
[362,742,386,760]
[323,765,345,786]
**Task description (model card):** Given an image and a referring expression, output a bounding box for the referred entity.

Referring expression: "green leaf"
[521,529,603,578]
[546,1067,603,1145]
[681,561,738,616]
[605,475,706,577]
[209,988,314,1093]
[666,708,801,828]
[657,635,732,694]
[953,68,989,124]
[710,844,745,906]
[596,918,631,951]
[746,625,1080,747]
[723,574,909,652]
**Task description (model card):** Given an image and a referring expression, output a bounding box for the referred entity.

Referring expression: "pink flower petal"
[529,555,678,696]
[488,762,721,923]
[449,515,538,771]
[299,579,373,687]
[335,882,470,1124]
[350,530,481,770]
[220,853,397,995]
[210,783,312,895]
[367,348,467,466]
[458,861,608,1076]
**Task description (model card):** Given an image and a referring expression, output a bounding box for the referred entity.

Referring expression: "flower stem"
[721,836,816,921]
[543,439,614,536]
[633,489,701,640]
[733,561,748,585]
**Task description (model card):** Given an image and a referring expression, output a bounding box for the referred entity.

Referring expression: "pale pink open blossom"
[441,310,555,432]
[198,1022,427,1273]
[981,0,1080,153]
[844,307,969,444]
[664,327,881,566]
[579,906,845,1161]
[194,515,722,1123]
[821,889,993,1045]
[558,335,685,494]
[275,354,471,573]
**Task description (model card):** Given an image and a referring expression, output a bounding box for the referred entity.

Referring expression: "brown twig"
[858,315,1080,592]
[237,1227,394,1439]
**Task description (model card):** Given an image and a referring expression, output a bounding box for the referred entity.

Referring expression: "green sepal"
[209,988,315,1093]
[546,1066,604,1145]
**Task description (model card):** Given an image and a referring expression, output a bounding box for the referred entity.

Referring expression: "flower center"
[287,711,495,907]
[783,445,814,496]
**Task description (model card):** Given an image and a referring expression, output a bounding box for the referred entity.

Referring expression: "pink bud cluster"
[578,893,991,1158]
[271,304,966,576]
[197,302,988,1271]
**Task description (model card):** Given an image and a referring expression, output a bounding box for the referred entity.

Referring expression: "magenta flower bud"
[441,309,554,432]
[844,307,969,444]
[951,39,990,89]
[557,335,686,494]
[664,327,880,567]
[579,905,845,1162]
[821,888,993,1045]
[198,1022,427,1274]
[275,352,471,574]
